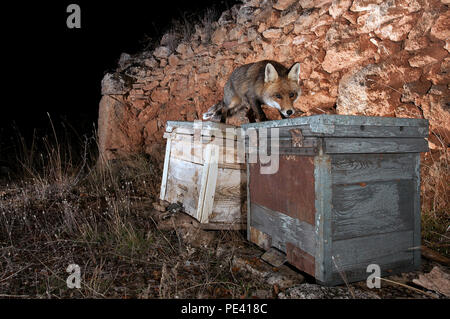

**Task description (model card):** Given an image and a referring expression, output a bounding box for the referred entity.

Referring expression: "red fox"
[203,60,302,122]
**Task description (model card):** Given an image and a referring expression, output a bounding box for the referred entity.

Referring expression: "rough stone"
[262,28,282,39]
[101,73,132,95]
[273,0,297,11]
[153,46,170,59]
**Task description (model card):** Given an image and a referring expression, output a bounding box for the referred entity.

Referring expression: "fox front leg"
[247,96,267,122]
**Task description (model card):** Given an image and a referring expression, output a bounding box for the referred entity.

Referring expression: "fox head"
[262,62,301,118]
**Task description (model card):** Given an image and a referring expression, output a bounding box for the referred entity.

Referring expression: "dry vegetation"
[0,130,273,299]
[0,125,448,299]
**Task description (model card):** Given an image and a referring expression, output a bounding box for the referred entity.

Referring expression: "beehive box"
[160,121,246,230]
[242,115,429,286]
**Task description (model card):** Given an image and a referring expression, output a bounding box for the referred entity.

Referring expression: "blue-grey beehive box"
[242,115,429,286]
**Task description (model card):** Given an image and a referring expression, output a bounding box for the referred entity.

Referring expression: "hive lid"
[166,121,236,131]
[241,115,429,137]
[165,121,241,139]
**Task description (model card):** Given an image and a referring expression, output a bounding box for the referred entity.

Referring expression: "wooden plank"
[159,138,172,201]
[196,144,219,223]
[314,153,333,284]
[250,203,316,257]
[326,259,416,286]
[413,154,421,268]
[332,230,414,269]
[331,180,415,240]
[242,114,428,131]
[249,226,272,250]
[165,157,244,224]
[168,126,240,141]
[249,156,316,225]
[209,167,245,224]
[169,134,245,168]
[286,242,316,277]
[324,137,428,154]
[331,153,415,184]
[165,157,202,217]
[274,125,428,139]
[246,154,252,241]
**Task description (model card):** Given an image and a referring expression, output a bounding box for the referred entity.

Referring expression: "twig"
[378,277,437,298]
[178,281,241,293]
[331,255,356,299]
[0,264,32,283]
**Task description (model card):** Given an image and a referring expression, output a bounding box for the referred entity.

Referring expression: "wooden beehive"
[243,115,429,286]
[160,121,246,230]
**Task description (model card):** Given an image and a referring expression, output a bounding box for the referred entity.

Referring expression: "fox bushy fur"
[203,60,302,122]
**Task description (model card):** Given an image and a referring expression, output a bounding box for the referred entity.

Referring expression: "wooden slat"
[250,203,316,257]
[209,167,245,224]
[326,259,416,286]
[331,180,415,241]
[168,133,245,168]
[165,157,244,225]
[165,157,202,216]
[273,125,428,138]
[331,230,414,269]
[314,153,333,284]
[413,154,422,268]
[331,153,415,184]
[324,137,429,154]
[159,138,172,201]
[196,144,219,223]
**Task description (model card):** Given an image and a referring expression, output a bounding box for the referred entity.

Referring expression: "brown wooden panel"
[286,242,315,277]
[249,156,316,225]
[249,226,272,250]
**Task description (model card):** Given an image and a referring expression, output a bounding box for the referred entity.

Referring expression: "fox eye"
[289,92,296,98]
[274,93,282,99]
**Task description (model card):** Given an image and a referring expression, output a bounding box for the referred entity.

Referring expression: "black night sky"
[1,1,236,148]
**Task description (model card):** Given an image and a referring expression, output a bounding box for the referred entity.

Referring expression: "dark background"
[1,1,237,145]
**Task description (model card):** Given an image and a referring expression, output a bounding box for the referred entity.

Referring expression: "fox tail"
[202,101,224,122]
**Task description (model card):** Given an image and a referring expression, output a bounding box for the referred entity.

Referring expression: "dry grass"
[420,135,449,258]
[0,129,271,298]
[0,121,448,298]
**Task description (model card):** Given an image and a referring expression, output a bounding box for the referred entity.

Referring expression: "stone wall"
[98,0,449,211]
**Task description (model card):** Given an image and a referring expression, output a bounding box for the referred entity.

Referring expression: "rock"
[322,38,376,73]
[262,28,282,39]
[293,9,319,34]
[118,53,133,71]
[413,266,450,297]
[98,95,143,160]
[101,73,132,95]
[408,47,448,68]
[279,11,298,28]
[329,0,352,19]
[273,0,297,11]
[150,88,170,104]
[336,59,422,116]
[211,27,228,45]
[96,0,449,222]
[278,283,379,299]
[375,14,417,42]
[153,46,170,59]
[405,10,440,50]
[168,54,179,67]
[430,11,450,40]
[356,1,406,33]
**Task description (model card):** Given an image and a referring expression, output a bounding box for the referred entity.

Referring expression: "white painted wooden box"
[160,121,246,230]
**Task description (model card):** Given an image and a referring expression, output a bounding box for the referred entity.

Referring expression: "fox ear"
[265,63,279,83]
[288,63,301,84]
